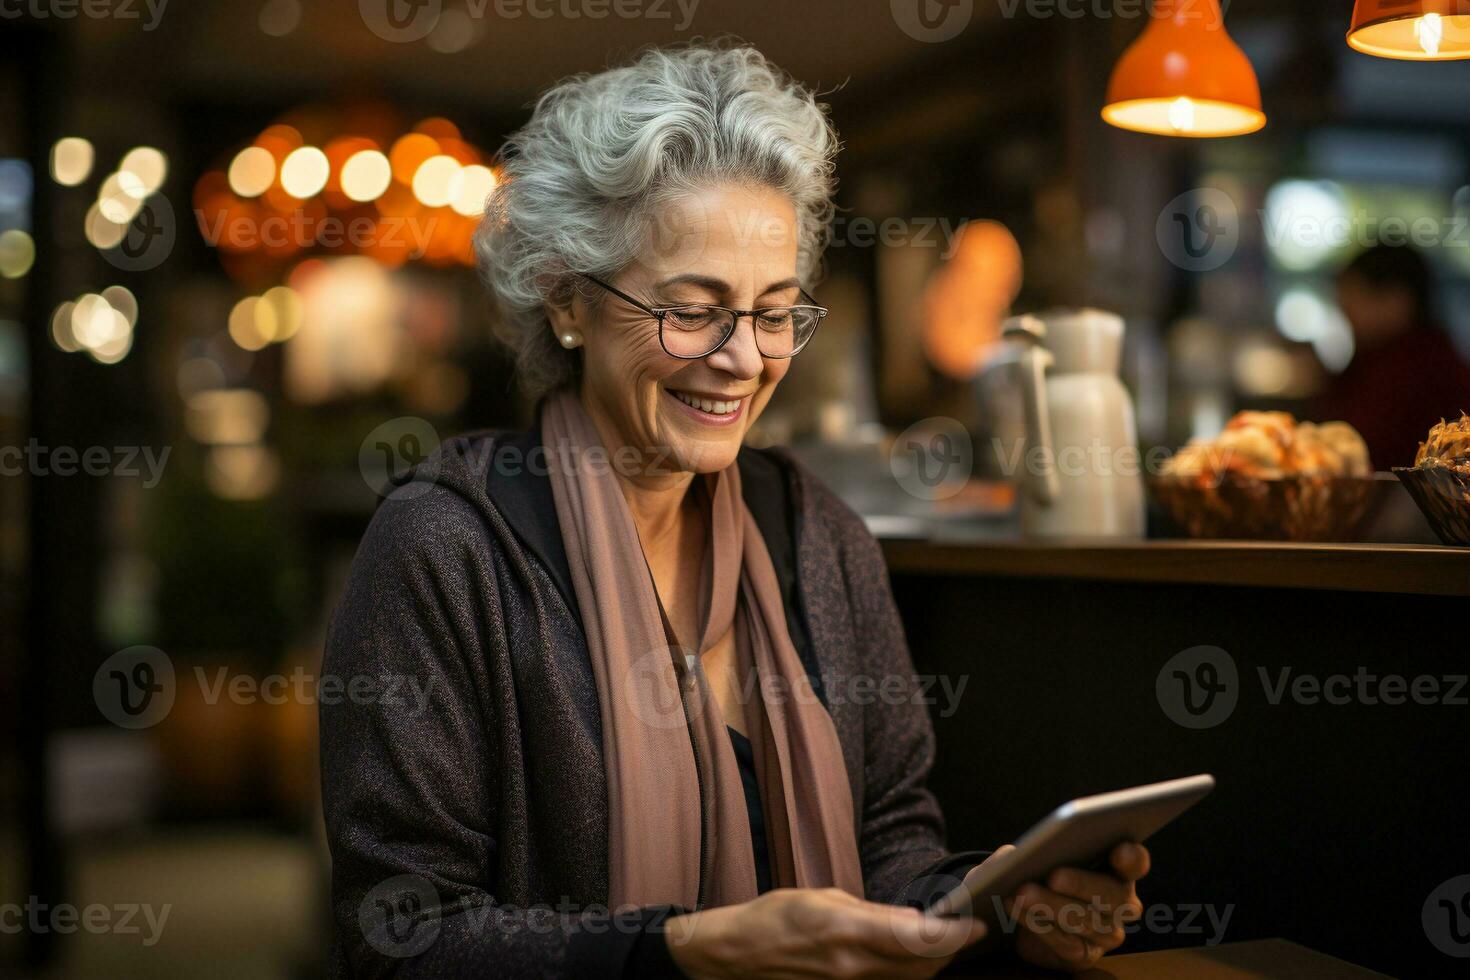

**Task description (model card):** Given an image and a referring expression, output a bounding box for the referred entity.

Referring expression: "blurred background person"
[1316,243,1470,468]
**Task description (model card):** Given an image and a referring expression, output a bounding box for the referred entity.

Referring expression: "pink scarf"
[541,388,863,909]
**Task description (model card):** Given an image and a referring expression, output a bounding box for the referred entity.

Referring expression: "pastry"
[1162,412,1372,483]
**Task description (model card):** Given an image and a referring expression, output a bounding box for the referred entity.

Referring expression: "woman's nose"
[704,315,765,380]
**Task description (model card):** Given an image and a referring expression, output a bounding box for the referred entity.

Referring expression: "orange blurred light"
[204,110,490,270]
[414,117,462,142]
[255,124,304,164]
[389,133,440,185]
[288,257,328,290]
[436,137,480,166]
[198,194,261,254]
[374,179,421,219]
[263,182,302,214]
[193,170,231,213]
[324,137,376,192]
[922,220,1023,380]
[361,220,414,268]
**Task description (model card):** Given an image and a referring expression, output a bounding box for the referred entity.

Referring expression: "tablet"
[932,774,1215,919]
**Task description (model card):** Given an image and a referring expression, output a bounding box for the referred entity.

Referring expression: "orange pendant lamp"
[1348,1,1470,60]
[1102,0,1266,138]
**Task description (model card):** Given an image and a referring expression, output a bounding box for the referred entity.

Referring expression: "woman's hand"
[998,842,1151,973]
[664,887,987,979]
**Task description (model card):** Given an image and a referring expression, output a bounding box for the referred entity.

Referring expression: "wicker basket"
[1149,473,1380,542]
[1393,466,1470,546]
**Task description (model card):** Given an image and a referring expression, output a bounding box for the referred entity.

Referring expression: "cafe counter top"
[945,939,1390,978]
[879,536,1470,597]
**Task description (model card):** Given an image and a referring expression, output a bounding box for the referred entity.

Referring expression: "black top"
[726,726,773,894]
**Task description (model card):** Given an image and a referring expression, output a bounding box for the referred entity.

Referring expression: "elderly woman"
[321,43,1150,979]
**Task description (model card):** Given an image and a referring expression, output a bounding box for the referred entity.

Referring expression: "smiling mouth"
[667,389,745,416]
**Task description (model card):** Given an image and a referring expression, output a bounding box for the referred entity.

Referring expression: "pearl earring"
[560,333,581,349]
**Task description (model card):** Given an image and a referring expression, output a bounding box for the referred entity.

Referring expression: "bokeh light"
[452,164,496,217]
[280,146,329,198]
[228,146,277,198]
[85,203,127,249]
[389,133,439,185]
[258,0,302,37]
[200,111,488,273]
[51,301,80,352]
[260,286,304,342]
[57,291,137,364]
[0,229,36,278]
[50,137,95,186]
[228,297,270,351]
[341,150,392,202]
[412,154,461,208]
[102,285,139,326]
[98,173,145,224]
[120,147,169,196]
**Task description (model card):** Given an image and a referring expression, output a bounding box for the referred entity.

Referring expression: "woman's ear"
[545,286,585,350]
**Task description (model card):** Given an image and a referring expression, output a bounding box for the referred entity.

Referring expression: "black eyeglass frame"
[578,273,828,360]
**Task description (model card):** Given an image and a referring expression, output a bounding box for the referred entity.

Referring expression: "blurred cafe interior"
[3,1,1470,978]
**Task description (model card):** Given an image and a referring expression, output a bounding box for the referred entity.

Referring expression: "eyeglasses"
[578,273,827,360]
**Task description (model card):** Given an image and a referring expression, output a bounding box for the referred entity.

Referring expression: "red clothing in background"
[1315,327,1470,470]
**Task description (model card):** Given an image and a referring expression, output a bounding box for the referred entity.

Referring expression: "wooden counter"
[881,538,1470,597]
[883,537,1463,977]
[947,939,1390,979]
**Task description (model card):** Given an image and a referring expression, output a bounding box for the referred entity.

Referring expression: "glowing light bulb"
[1167,97,1197,133]
[1417,12,1444,57]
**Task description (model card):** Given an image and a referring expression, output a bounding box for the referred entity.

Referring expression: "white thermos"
[1004,309,1146,539]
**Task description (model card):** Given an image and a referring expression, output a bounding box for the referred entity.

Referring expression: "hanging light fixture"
[1348,1,1470,60]
[1102,0,1265,138]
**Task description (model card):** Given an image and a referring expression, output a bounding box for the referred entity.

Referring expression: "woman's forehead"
[637,185,799,282]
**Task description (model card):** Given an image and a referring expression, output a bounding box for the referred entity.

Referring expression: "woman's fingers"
[1110,842,1151,882]
[1006,846,1153,971]
[1045,867,1139,926]
[1011,884,1128,959]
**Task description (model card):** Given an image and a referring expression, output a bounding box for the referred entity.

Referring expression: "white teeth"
[670,390,739,415]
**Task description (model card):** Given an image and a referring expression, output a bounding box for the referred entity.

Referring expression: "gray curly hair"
[474,42,840,397]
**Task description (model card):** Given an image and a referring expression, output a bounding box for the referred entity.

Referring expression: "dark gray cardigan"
[320,428,982,978]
